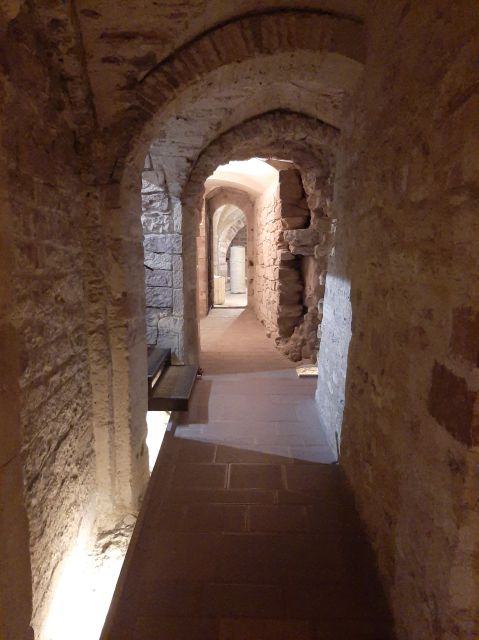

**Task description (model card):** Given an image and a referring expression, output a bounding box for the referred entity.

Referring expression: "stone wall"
[142,153,184,361]
[317,4,479,639]
[254,166,328,361]
[0,4,99,637]
[254,176,283,335]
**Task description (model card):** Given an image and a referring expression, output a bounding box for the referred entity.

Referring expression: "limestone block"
[278,304,303,318]
[144,233,182,254]
[146,323,158,345]
[145,269,172,287]
[278,250,295,262]
[141,213,173,234]
[172,198,182,233]
[281,216,309,230]
[158,315,183,336]
[144,251,172,270]
[145,287,173,308]
[279,170,304,202]
[281,201,309,217]
[141,191,170,213]
[172,255,183,288]
[173,288,183,315]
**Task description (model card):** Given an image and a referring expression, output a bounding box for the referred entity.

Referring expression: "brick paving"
[103,309,395,639]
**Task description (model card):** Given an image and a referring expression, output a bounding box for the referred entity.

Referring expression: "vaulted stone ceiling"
[71,3,367,187]
[76,0,367,127]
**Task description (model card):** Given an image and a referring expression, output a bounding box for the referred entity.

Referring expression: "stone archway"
[180,110,338,363]
[93,10,364,555]
[200,187,255,317]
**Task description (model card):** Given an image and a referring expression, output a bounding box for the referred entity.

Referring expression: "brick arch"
[179,110,338,361]
[184,111,337,210]
[105,10,365,183]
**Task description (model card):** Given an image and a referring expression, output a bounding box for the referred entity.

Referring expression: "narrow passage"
[103,309,394,639]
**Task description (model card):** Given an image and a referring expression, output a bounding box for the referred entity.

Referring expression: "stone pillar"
[230,246,246,293]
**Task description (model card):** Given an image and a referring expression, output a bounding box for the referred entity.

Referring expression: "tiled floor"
[103,309,395,639]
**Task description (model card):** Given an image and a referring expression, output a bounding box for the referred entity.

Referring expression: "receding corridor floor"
[103,309,395,640]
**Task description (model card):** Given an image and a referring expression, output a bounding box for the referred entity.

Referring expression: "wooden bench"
[147,346,198,411]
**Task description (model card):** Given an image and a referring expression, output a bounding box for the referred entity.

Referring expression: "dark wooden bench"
[147,346,198,411]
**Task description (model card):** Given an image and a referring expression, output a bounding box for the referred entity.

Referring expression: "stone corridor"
[103,309,394,639]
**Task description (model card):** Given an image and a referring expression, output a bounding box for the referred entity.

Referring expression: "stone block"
[172,198,182,233]
[279,169,304,202]
[144,251,172,270]
[141,190,169,212]
[284,229,319,247]
[145,269,172,287]
[145,286,173,308]
[281,201,309,217]
[278,304,303,318]
[281,216,309,230]
[141,213,173,234]
[428,361,477,446]
[146,324,158,345]
[173,288,184,315]
[158,315,183,334]
[278,250,296,262]
[172,255,183,288]
[144,233,182,254]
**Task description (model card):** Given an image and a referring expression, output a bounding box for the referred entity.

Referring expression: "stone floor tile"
[176,439,217,463]
[284,582,392,621]
[216,444,291,464]
[290,445,337,464]
[201,583,284,618]
[249,504,309,532]
[314,617,396,640]
[229,463,284,489]
[134,617,218,640]
[104,309,396,640]
[136,580,202,618]
[136,532,221,580]
[284,463,339,492]
[167,487,276,505]
[183,503,247,532]
[172,462,227,488]
[219,618,314,639]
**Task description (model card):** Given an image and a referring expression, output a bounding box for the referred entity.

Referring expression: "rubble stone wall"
[253,177,283,336]
[317,4,479,639]
[254,166,328,361]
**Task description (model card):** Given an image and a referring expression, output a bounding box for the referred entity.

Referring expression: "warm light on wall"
[41,411,169,639]
[41,524,124,640]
